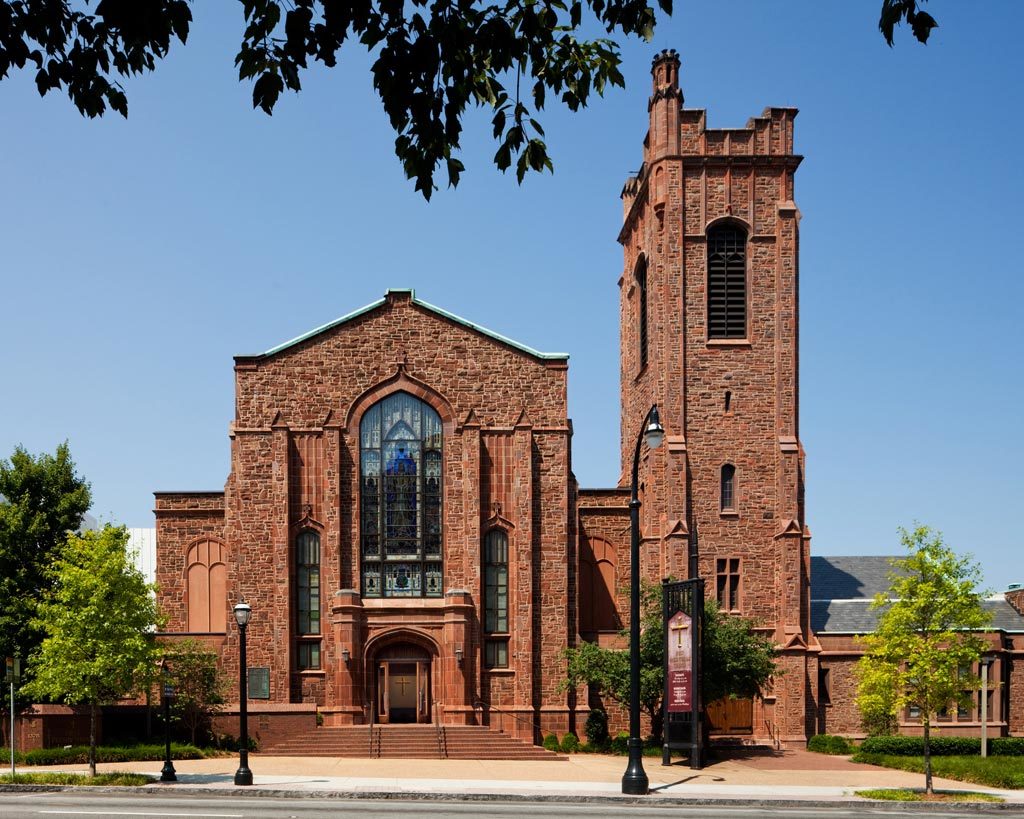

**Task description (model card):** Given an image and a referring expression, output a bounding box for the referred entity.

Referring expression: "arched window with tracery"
[707,224,747,339]
[186,539,226,633]
[360,391,443,598]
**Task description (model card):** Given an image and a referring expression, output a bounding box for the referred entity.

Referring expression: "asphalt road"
[0,793,1011,819]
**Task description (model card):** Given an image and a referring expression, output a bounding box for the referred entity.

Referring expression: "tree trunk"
[923,717,933,795]
[88,702,97,778]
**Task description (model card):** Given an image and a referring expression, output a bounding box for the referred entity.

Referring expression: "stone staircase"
[260,724,561,760]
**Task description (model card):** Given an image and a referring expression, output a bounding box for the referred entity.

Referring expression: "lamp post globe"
[233,600,253,786]
[233,601,252,628]
[622,403,664,796]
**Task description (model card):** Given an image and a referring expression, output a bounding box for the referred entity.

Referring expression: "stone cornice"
[618,154,803,244]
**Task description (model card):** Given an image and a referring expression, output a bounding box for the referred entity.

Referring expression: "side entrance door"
[706,697,754,734]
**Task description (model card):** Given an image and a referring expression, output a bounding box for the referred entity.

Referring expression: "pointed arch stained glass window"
[360,391,443,597]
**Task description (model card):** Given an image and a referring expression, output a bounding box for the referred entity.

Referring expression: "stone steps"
[260,724,561,760]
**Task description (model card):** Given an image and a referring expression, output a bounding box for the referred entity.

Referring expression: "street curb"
[1,784,1023,812]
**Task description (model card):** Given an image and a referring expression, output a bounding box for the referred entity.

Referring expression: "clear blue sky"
[1,2,1020,593]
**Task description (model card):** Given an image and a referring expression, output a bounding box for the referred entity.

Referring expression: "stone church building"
[154,50,815,747]
[153,51,1024,751]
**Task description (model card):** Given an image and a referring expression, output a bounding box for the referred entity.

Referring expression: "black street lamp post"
[621,403,666,796]
[233,601,253,787]
[159,661,177,782]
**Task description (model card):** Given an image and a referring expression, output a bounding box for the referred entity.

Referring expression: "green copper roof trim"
[258,297,386,357]
[249,289,569,361]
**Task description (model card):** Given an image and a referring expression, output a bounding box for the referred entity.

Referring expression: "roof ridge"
[239,291,569,362]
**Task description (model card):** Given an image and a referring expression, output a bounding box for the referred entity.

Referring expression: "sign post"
[662,579,704,769]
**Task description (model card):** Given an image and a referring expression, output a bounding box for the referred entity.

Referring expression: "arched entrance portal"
[373,641,432,724]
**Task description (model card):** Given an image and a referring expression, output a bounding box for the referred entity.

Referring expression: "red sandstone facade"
[154,52,818,747]
[150,52,1024,750]
[157,289,576,741]
[581,49,814,745]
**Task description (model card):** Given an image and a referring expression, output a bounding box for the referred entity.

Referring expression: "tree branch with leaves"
[3,1,942,197]
[22,525,162,777]
[565,583,776,744]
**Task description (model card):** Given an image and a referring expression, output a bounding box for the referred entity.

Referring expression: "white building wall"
[127,527,157,586]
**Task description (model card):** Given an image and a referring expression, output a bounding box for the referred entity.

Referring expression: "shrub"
[610,730,630,755]
[991,738,1024,756]
[560,733,580,753]
[216,734,258,753]
[542,733,560,752]
[0,772,153,786]
[808,734,856,755]
[859,736,980,757]
[584,709,609,747]
[14,743,206,766]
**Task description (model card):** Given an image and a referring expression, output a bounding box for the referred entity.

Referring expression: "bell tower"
[618,50,815,746]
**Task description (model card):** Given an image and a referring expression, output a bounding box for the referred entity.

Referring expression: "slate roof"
[810,555,904,600]
[810,555,1024,634]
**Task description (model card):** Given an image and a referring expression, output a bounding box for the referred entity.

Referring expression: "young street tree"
[0,444,91,698]
[856,525,990,795]
[564,583,776,743]
[165,638,225,746]
[1,0,937,197]
[23,526,161,777]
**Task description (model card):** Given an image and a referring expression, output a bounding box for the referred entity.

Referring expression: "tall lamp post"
[159,660,177,782]
[980,657,993,758]
[621,403,666,796]
[233,601,253,786]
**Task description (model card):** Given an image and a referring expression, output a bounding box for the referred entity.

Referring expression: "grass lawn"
[856,788,1002,802]
[853,752,1024,790]
[0,772,152,786]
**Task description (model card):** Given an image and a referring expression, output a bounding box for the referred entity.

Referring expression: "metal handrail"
[366,701,376,758]
[433,700,445,758]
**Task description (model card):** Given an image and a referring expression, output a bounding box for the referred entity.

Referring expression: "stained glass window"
[483,530,509,669]
[296,531,320,634]
[360,392,443,597]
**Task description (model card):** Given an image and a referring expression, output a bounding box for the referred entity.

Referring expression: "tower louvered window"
[636,257,649,369]
[707,226,747,339]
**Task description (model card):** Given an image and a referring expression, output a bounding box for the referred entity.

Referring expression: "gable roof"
[812,598,1024,635]
[810,555,904,600]
[811,555,1024,634]
[237,289,569,363]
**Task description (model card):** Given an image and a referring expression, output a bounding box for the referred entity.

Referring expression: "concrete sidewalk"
[25,749,1024,805]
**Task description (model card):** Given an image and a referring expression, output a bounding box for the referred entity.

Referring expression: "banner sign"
[662,576,705,769]
[666,611,693,712]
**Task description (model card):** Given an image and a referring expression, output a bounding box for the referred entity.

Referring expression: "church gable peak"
[234,290,569,365]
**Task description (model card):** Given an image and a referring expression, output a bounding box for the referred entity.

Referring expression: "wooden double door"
[706,696,753,734]
[376,651,431,724]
